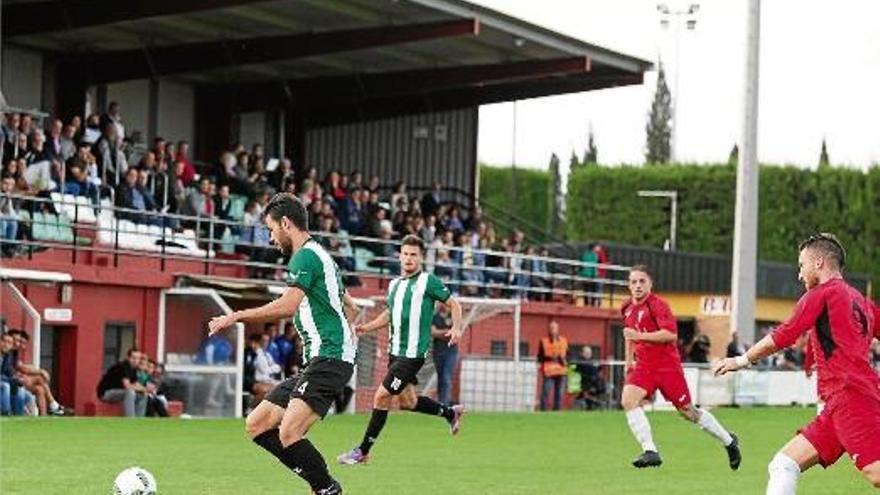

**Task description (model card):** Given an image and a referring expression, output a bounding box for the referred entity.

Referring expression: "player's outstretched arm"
[208,287,305,335]
[444,297,464,346]
[355,309,391,336]
[341,292,360,322]
[713,335,779,375]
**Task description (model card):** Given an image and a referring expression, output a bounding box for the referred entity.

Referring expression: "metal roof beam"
[79,18,480,83]
[2,0,275,38]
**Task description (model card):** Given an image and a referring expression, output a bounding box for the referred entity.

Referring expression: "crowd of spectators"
[96,348,168,417]
[1,104,617,304]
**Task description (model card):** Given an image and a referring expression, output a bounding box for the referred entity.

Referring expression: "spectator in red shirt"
[176,140,196,186]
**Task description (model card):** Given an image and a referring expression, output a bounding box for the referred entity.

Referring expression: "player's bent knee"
[278,425,304,446]
[245,411,268,438]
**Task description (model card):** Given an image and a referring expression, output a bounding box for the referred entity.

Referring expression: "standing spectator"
[537,320,568,411]
[579,244,599,306]
[528,246,552,302]
[100,101,125,142]
[726,332,747,358]
[59,124,77,162]
[422,181,442,217]
[431,304,458,404]
[96,348,147,417]
[45,119,65,162]
[575,346,606,410]
[81,114,101,144]
[92,123,124,184]
[23,129,51,166]
[1,175,20,256]
[214,184,233,237]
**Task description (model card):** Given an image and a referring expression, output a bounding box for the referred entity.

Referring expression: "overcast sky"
[474,0,880,176]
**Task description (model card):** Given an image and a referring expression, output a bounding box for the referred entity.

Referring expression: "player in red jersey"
[621,265,741,469]
[715,233,880,492]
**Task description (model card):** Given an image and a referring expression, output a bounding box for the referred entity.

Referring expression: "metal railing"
[1,193,631,304]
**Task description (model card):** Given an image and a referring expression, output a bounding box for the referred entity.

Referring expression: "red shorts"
[625,365,692,409]
[800,392,880,470]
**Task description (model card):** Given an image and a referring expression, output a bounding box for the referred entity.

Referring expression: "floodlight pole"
[730,0,761,345]
[637,190,678,251]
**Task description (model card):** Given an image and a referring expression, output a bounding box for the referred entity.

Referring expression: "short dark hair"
[248,333,263,343]
[400,234,425,254]
[126,347,140,357]
[799,233,846,269]
[629,264,653,279]
[263,193,308,230]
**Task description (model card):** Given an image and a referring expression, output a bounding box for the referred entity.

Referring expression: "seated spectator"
[45,119,66,162]
[365,206,387,238]
[505,241,529,298]
[326,170,347,204]
[433,230,457,282]
[97,348,147,417]
[115,167,156,224]
[175,140,196,186]
[366,175,380,193]
[444,205,464,234]
[284,332,305,379]
[1,331,29,415]
[60,124,77,162]
[263,323,283,369]
[528,246,552,302]
[1,174,20,256]
[62,164,99,204]
[81,114,101,144]
[298,179,317,207]
[23,129,51,166]
[465,206,483,231]
[254,332,281,386]
[214,184,233,237]
[2,159,29,193]
[274,323,297,377]
[196,333,234,365]
[454,231,483,295]
[269,158,293,192]
[144,359,169,417]
[10,330,66,416]
[183,177,215,219]
[340,189,366,236]
[390,180,409,214]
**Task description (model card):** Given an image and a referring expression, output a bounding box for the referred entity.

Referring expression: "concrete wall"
[105,80,150,144]
[157,80,195,147]
[2,45,44,110]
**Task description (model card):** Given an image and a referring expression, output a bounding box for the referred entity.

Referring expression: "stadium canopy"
[3,0,651,126]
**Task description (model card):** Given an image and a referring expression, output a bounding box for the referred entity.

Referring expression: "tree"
[645,63,672,164]
[728,143,739,165]
[548,153,564,238]
[569,150,580,172]
[818,138,830,168]
[584,126,598,165]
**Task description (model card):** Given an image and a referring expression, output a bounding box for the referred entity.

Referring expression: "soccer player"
[621,264,741,469]
[336,234,465,465]
[208,193,358,495]
[714,233,880,492]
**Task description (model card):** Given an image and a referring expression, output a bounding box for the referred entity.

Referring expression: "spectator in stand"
[593,243,609,305]
[100,101,125,142]
[255,332,281,386]
[390,180,409,214]
[248,157,268,191]
[23,129,51,166]
[341,188,366,235]
[136,169,159,217]
[298,179,317,207]
[364,190,382,218]
[214,184,233,238]
[431,304,458,404]
[175,140,196,186]
[81,114,101,144]
[444,205,464,234]
[366,175,380,193]
[348,170,364,191]
[45,119,66,162]
[62,164,99,204]
[285,333,305,379]
[2,113,19,160]
[326,170,347,205]
[537,320,568,411]
[529,246,552,302]
[454,231,482,295]
[421,214,438,244]
[60,124,77,162]
[465,206,483,231]
[93,122,125,184]
[97,348,147,417]
[1,174,20,256]
[1,331,27,415]
[183,177,215,219]
[268,157,292,192]
[19,114,33,138]
[422,180,442,217]
[433,229,456,282]
[579,243,599,306]
[505,241,529,298]
[144,359,169,417]
[306,197,323,231]
[115,167,153,224]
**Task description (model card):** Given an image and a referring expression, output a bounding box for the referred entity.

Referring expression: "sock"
[413,396,454,421]
[279,439,335,492]
[358,409,388,455]
[766,453,800,495]
[253,430,335,491]
[625,407,657,452]
[696,408,734,446]
[49,401,60,411]
[252,428,285,460]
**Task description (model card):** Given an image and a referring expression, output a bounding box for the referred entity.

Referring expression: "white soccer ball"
[113,467,157,495]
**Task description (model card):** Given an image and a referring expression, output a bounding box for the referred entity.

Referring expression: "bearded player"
[715,233,880,492]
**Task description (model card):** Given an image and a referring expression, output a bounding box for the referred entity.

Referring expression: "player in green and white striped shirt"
[208,193,357,495]
[337,235,464,465]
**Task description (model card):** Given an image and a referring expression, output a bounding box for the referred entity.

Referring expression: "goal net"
[352,296,532,412]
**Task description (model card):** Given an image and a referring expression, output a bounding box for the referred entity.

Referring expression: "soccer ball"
[113,467,157,495]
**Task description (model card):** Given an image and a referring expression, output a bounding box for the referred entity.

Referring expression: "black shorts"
[382,356,425,395]
[264,357,353,418]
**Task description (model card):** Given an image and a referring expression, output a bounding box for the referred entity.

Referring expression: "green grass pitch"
[1,407,873,494]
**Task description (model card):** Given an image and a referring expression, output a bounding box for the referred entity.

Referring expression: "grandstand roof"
[3,0,651,121]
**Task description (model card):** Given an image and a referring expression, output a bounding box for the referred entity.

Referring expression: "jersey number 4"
[297,381,308,395]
